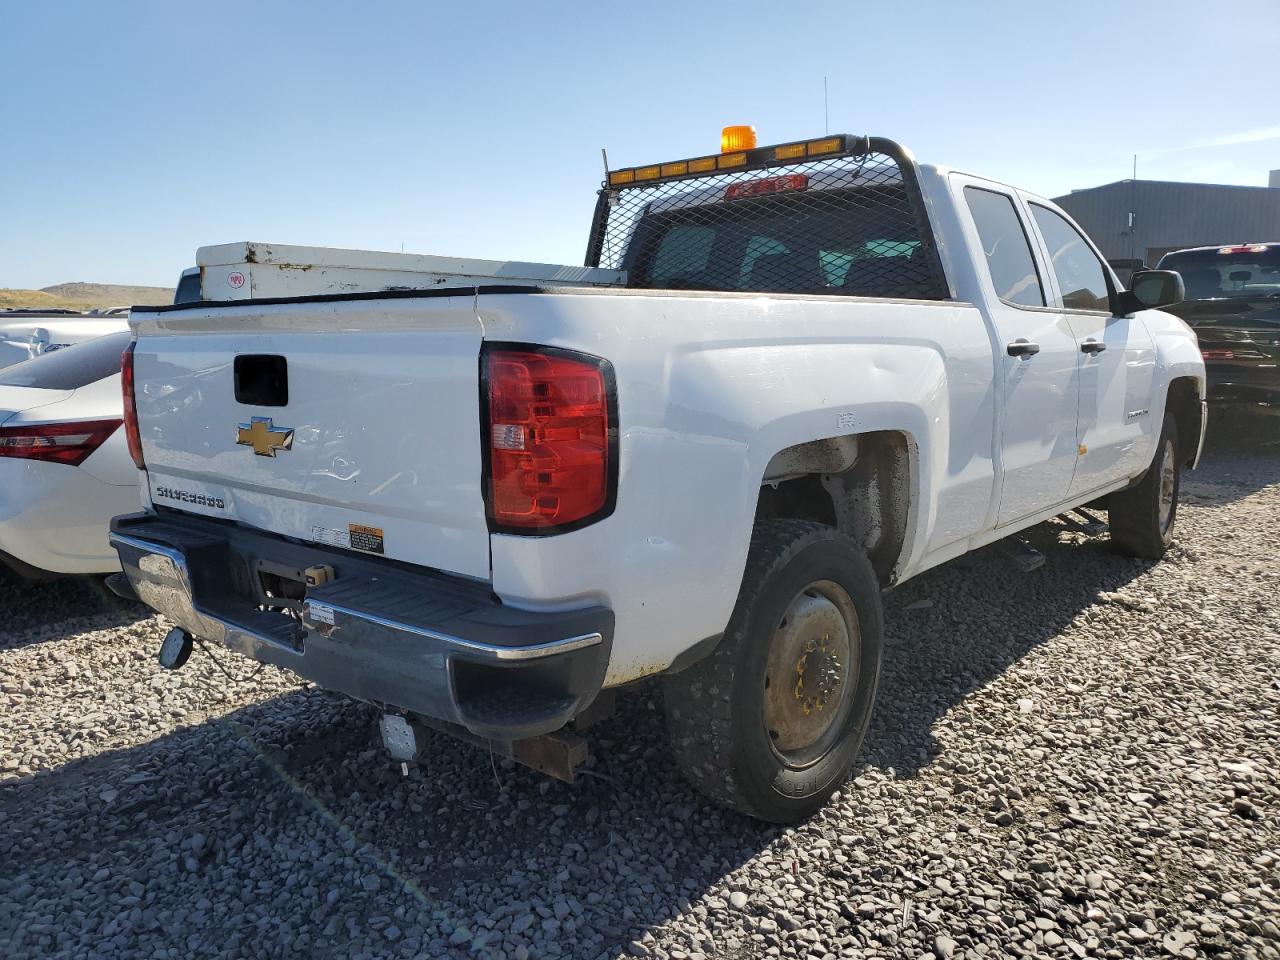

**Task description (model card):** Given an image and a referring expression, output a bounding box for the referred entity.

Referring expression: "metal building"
[1053,173,1280,266]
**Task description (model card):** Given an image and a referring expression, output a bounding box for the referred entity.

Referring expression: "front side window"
[1030,204,1111,312]
[963,187,1044,307]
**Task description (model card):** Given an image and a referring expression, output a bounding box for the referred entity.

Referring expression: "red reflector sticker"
[724,174,809,201]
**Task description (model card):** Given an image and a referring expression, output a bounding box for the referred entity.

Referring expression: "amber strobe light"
[485,347,614,531]
[121,341,145,469]
[720,125,758,153]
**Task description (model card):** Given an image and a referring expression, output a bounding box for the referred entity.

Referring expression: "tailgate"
[130,295,491,580]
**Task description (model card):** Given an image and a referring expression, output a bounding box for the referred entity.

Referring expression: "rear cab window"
[631,189,934,298]
[963,187,1045,307]
[0,331,132,390]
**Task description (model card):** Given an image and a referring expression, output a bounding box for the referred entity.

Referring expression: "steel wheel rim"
[763,579,859,767]
[1158,438,1176,535]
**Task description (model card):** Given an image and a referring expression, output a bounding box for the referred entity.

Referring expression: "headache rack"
[585,134,951,301]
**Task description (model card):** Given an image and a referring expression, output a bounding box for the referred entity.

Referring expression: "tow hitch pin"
[158,627,194,670]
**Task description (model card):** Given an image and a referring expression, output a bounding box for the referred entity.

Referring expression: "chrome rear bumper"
[110,513,612,740]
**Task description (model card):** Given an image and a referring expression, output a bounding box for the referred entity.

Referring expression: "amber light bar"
[607,134,856,188]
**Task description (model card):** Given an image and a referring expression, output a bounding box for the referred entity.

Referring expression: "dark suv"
[1158,243,1280,410]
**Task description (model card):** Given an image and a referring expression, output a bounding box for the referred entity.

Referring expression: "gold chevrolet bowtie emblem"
[236,416,294,457]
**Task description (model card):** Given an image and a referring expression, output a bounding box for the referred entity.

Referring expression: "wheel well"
[1167,377,1202,466]
[756,431,911,587]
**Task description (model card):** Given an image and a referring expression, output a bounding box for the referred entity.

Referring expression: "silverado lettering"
[153,487,226,510]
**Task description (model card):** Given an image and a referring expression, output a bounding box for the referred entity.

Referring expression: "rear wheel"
[1109,412,1180,559]
[663,520,883,823]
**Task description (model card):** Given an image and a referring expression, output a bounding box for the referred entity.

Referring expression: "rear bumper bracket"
[109,512,613,740]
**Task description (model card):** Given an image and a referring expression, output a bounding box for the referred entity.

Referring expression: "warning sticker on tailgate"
[310,523,385,554]
[348,524,385,554]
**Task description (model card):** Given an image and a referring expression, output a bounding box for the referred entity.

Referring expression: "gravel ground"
[2,414,1278,960]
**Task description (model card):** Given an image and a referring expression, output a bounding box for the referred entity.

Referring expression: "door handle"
[1007,339,1040,357]
[1080,339,1107,355]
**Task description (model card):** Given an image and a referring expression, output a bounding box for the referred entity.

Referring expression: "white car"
[0,331,139,578]
[0,310,128,369]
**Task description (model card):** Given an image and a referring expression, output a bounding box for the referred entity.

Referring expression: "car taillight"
[121,341,145,469]
[0,419,122,466]
[483,346,616,532]
[1201,348,1234,360]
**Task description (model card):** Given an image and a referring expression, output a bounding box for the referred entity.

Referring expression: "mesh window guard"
[586,136,950,302]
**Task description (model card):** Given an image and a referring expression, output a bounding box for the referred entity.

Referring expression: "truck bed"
[197,241,624,302]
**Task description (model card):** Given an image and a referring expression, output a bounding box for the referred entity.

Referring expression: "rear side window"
[1030,204,1111,312]
[964,187,1045,307]
[0,331,131,390]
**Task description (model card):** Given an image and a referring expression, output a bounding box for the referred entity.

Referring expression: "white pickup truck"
[110,132,1205,822]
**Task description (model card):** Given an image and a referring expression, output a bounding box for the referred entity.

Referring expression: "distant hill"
[0,282,174,311]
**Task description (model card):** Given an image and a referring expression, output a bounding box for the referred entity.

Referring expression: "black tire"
[663,520,883,823]
[1109,412,1180,559]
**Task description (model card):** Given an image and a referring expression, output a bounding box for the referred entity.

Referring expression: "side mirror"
[1115,269,1184,315]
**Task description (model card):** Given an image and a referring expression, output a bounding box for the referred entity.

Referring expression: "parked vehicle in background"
[0,331,138,579]
[0,309,128,369]
[1157,243,1280,411]
[111,130,1204,822]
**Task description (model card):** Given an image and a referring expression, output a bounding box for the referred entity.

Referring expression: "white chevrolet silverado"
[110,131,1205,822]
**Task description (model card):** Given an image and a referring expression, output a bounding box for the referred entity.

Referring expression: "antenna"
[1128,154,1138,261]
[823,76,829,135]
[601,147,610,182]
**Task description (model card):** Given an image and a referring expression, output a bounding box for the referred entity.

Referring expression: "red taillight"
[1201,348,1234,360]
[121,341,145,469]
[0,419,122,466]
[484,347,614,532]
[724,173,808,201]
